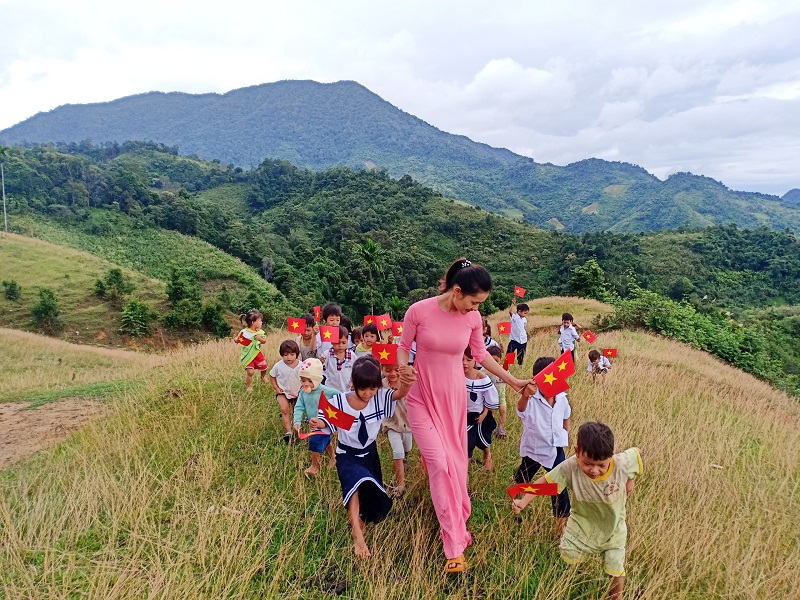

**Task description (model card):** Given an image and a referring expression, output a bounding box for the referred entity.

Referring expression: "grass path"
[1,301,798,598]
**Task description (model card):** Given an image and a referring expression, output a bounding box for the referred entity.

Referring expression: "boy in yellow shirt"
[513,421,642,600]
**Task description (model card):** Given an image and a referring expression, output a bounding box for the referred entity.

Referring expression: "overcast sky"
[2,0,799,195]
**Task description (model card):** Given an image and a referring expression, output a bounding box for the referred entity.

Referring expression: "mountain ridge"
[2,79,799,234]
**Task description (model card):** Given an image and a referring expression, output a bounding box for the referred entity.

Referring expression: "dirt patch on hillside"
[0,398,106,469]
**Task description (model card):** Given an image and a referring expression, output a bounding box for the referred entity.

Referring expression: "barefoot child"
[269,340,302,443]
[380,356,413,498]
[322,326,355,393]
[512,356,572,535]
[309,355,415,558]
[513,422,643,600]
[236,309,269,392]
[463,346,500,471]
[293,358,339,474]
[484,345,508,438]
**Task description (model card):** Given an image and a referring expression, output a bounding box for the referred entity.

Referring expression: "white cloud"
[1,0,799,195]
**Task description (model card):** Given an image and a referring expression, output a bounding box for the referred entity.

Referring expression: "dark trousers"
[560,346,576,364]
[508,339,528,366]
[514,447,571,518]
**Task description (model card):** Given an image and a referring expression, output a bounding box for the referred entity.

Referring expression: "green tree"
[120,298,159,337]
[2,280,21,301]
[351,239,387,314]
[31,288,60,330]
[568,258,610,301]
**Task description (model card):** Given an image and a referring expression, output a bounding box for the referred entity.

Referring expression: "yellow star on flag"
[379,349,390,360]
[367,318,373,324]
[381,318,388,327]
[557,361,567,371]
[396,326,403,334]
[523,485,536,493]
[543,373,557,385]
[605,350,612,356]
[325,407,338,419]
[290,321,299,329]
[499,325,506,332]
[323,331,332,339]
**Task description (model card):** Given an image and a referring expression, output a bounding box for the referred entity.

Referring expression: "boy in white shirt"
[508,299,529,366]
[269,340,302,443]
[558,312,581,363]
[587,349,612,382]
[513,356,572,535]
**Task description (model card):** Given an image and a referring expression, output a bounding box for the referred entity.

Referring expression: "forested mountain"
[2,80,798,234]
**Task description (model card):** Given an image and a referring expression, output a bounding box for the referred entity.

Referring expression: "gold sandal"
[445,555,466,573]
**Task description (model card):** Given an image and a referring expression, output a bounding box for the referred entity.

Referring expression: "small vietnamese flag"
[503,352,516,370]
[514,285,526,298]
[372,343,398,365]
[534,359,570,397]
[297,430,326,440]
[497,321,511,335]
[319,326,340,343]
[553,349,576,378]
[318,392,356,430]
[603,348,618,358]
[313,305,321,322]
[376,313,392,331]
[582,330,597,343]
[287,316,306,334]
[506,482,558,498]
[391,321,404,337]
[363,315,376,326]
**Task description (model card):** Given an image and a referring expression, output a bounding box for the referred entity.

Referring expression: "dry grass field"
[1,298,798,599]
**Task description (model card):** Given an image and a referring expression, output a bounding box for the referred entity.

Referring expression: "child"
[309,355,415,558]
[463,346,500,471]
[323,326,355,393]
[587,349,612,382]
[350,326,363,352]
[236,309,269,392]
[484,345,508,438]
[269,340,302,443]
[558,312,581,363]
[512,356,572,535]
[317,303,343,361]
[380,359,413,497]
[509,299,530,366]
[483,318,499,350]
[513,422,643,600]
[296,313,319,361]
[293,358,340,475]
[354,323,380,358]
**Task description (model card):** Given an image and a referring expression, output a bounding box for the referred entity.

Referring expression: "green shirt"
[546,447,642,551]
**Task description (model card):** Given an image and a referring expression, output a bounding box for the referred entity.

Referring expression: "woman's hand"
[507,376,534,394]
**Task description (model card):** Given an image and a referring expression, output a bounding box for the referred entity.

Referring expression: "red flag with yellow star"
[363,315,376,326]
[506,482,558,498]
[552,349,576,378]
[514,285,526,298]
[375,313,392,331]
[318,392,355,430]
[497,321,511,335]
[582,330,597,343]
[372,343,398,365]
[319,325,340,343]
[287,316,306,334]
[503,352,516,370]
[603,348,617,358]
[313,305,321,322]
[391,321,404,337]
[533,359,570,397]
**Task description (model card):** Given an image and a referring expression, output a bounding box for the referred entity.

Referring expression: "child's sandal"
[444,555,466,573]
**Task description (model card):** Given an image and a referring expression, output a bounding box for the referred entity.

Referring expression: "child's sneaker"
[283,432,292,444]
[496,428,506,439]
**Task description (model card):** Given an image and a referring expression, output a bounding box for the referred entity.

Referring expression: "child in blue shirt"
[293,358,340,475]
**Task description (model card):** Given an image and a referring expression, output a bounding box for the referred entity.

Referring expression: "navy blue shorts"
[308,433,331,453]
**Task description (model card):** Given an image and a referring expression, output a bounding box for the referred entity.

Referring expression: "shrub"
[2,280,21,301]
[163,299,203,329]
[120,298,159,337]
[94,268,134,301]
[200,302,232,338]
[31,288,60,329]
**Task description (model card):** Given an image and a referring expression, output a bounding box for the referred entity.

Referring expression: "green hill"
[1,309,798,598]
[2,80,798,234]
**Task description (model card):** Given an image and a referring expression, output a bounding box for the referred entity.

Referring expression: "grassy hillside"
[3,81,799,233]
[0,233,169,348]
[1,299,797,598]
